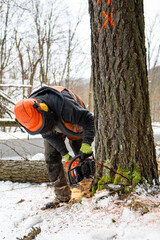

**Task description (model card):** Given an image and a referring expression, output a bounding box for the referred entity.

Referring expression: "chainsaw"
[66,154,95,186]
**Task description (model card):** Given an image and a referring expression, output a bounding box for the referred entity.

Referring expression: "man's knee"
[46,162,62,182]
[44,139,62,182]
[44,140,61,162]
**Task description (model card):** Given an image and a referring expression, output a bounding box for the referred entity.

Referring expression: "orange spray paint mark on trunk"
[96,0,114,29]
[107,0,112,5]
[102,9,114,29]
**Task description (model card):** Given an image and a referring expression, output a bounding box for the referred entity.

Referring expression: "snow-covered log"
[0,160,50,183]
[0,118,19,127]
[0,84,32,88]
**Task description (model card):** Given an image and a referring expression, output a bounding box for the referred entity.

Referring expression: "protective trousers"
[44,137,82,202]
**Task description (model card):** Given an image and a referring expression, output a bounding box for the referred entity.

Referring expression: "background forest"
[0,0,92,119]
[1,0,160,121]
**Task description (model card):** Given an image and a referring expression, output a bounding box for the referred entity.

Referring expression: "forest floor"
[1,126,160,240]
[0,179,160,240]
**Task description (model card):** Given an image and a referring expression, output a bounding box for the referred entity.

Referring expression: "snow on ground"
[0,181,160,240]
[0,131,42,140]
[0,124,160,239]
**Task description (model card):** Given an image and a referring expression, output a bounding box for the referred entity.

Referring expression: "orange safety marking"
[107,0,112,5]
[102,9,114,29]
[97,0,112,4]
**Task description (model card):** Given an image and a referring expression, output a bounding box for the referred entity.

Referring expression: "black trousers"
[44,137,82,201]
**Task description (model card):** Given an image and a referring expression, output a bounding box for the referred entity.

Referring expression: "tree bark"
[88,0,159,183]
[0,160,49,183]
[88,70,94,112]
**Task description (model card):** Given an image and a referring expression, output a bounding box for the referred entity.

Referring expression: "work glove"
[64,153,72,172]
[80,143,93,160]
[64,153,71,163]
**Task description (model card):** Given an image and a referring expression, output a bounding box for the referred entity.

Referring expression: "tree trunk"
[88,70,94,112]
[88,0,159,183]
[0,160,49,182]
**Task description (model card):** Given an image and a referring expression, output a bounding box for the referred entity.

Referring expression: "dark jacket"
[29,86,94,156]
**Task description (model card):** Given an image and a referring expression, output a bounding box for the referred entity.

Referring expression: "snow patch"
[0,182,160,240]
[29,153,44,161]
[24,216,43,229]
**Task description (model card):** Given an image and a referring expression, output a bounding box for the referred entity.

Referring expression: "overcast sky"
[64,0,160,20]
[144,0,160,16]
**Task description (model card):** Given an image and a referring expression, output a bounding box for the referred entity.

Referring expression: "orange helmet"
[14,98,43,133]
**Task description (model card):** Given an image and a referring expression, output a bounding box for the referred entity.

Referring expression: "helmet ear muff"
[33,101,48,112]
[39,103,48,112]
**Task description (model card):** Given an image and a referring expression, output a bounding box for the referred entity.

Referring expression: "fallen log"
[0,159,93,201]
[0,159,50,183]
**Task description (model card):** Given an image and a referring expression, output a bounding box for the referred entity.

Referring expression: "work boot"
[41,179,71,210]
[41,197,70,210]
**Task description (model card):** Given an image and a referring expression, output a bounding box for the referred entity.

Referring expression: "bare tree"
[62,21,80,88]
[26,46,41,95]
[146,16,160,121]
[0,2,13,83]
[14,30,41,97]
[1,0,91,110]
[146,15,160,70]
[14,31,26,97]
[32,0,64,86]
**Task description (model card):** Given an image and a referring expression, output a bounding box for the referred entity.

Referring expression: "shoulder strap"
[52,86,85,108]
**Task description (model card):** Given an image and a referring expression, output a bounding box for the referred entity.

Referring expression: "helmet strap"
[33,100,57,120]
